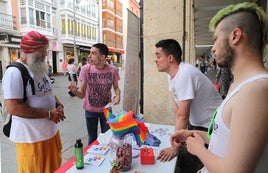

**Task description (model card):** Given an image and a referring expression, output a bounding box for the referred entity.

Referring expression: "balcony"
[0,12,17,31]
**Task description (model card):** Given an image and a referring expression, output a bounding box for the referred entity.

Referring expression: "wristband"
[48,110,51,119]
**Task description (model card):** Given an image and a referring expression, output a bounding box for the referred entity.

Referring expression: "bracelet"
[48,110,51,120]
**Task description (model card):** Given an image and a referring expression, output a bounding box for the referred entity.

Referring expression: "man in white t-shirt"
[154,39,222,172]
[2,31,65,173]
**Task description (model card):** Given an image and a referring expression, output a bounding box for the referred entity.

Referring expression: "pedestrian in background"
[47,61,55,84]
[212,59,217,71]
[69,43,121,145]
[199,58,206,74]
[77,56,88,77]
[2,31,65,173]
[215,67,233,99]
[67,58,78,96]
[170,2,268,172]
[154,39,222,173]
[62,59,68,76]
[47,61,52,77]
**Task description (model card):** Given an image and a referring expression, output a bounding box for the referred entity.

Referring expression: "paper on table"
[87,145,110,155]
[84,153,106,166]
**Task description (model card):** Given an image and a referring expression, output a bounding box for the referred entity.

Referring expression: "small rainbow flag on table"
[103,108,149,146]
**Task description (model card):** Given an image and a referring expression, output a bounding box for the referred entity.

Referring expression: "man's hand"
[112,95,120,105]
[170,129,193,147]
[68,83,77,94]
[49,109,66,124]
[186,132,205,156]
[157,146,179,162]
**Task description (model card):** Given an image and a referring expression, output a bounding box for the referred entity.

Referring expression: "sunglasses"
[207,108,218,139]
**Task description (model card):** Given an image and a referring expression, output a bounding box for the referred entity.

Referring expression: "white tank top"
[199,74,268,173]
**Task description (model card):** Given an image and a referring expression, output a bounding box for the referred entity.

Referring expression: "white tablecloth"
[66,123,176,173]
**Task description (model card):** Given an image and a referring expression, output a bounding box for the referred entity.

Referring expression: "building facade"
[0,0,142,77]
[59,0,100,69]
[102,0,124,67]
[0,0,20,79]
[0,0,101,77]
[143,0,196,125]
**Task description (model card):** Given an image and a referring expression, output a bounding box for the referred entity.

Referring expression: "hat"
[20,31,49,54]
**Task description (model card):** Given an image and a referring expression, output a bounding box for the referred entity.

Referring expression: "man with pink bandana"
[2,31,65,173]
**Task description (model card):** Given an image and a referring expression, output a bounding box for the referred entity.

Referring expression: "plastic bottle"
[75,138,84,169]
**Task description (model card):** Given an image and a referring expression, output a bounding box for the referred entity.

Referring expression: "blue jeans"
[85,111,110,145]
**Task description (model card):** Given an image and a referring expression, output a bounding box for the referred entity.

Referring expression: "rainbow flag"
[103,108,149,146]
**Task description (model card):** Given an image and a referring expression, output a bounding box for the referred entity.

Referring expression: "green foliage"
[78,53,86,63]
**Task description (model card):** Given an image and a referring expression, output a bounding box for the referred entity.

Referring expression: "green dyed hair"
[209,2,268,55]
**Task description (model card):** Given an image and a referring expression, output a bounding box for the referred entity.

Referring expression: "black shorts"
[174,124,208,173]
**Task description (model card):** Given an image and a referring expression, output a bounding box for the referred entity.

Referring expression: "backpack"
[1,62,35,137]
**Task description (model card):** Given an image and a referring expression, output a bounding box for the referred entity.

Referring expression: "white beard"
[26,53,47,77]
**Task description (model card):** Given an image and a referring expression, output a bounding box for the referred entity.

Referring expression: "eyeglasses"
[207,108,218,139]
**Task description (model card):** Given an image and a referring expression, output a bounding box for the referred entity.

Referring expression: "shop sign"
[0,33,8,42]
[108,47,124,54]
[0,33,21,44]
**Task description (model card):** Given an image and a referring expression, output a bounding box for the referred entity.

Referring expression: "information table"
[55,123,176,173]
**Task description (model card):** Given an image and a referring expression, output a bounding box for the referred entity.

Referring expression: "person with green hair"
[170,2,268,172]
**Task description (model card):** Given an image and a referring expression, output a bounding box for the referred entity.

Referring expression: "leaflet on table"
[87,145,110,155]
[84,145,110,166]
[84,153,106,166]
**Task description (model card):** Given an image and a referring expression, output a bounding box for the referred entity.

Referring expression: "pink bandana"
[20,31,49,54]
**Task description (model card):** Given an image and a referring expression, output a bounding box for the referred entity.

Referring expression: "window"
[77,22,81,36]
[29,8,34,25]
[36,10,46,28]
[62,18,66,34]
[103,33,106,44]
[19,0,26,6]
[107,0,114,8]
[60,0,65,5]
[108,17,114,30]
[73,20,77,35]
[35,1,45,11]
[103,17,106,28]
[20,7,26,24]
[92,27,96,40]
[68,19,72,34]
[87,25,91,39]
[29,0,33,7]
[92,4,96,17]
[46,14,51,28]
[117,36,123,48]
